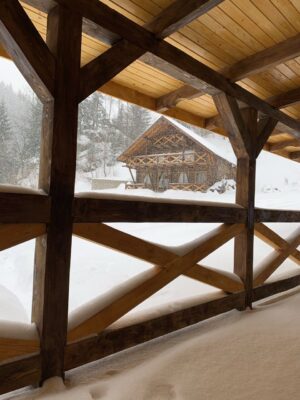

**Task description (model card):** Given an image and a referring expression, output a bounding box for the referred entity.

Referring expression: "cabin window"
[196,170,207,184]
[179,172,189,183]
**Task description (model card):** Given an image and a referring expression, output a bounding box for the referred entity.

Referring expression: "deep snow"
[4,287,300,400]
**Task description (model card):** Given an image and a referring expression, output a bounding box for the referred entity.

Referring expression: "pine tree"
[0,101,14,182]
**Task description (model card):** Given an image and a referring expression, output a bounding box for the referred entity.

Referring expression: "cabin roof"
[118,116,236,165]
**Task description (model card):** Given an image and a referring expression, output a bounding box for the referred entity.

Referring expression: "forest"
[0,82,153,187]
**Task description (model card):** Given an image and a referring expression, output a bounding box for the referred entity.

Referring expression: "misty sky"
[0,57,31,92]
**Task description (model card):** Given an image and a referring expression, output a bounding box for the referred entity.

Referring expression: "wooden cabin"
[1,0,300,397]
[118,117,236,192]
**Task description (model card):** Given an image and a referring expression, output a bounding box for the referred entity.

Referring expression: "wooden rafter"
[0,0,55,101]
[144,0,225,39]
[54,0,300,135]
[79,0,222,102]
[156,32,300,112]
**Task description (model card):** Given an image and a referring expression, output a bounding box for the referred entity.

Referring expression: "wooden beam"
[213,93,252,158]
[268,87,300,109]
[0,193,50,223]
[254,228,300,286]
[255,208,300,223]
[79,40,145,103]
[256,117,278,156]
[254,223,300,266]
[156,32,300,112]
[56,0,300,135]
[0,353,41,395]
[31,5,82,382]
[79,0,222,102]
[68,224,243,341]
[0,0,55,101]
[156,85,201,112]
[252,274,300,302]
[0,337,39,363]
[73,197,246,223]
[269,139,300,152]
[223,33,300,82]
[0,223,45,251]
[290,151,300,160]
[144,0,225,39]
[73,223,243,293]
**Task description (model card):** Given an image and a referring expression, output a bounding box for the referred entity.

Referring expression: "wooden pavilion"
[0,0,300,396]
[118,116,236,192]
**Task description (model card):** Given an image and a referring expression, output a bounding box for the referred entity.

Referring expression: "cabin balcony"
[126,151,207,168]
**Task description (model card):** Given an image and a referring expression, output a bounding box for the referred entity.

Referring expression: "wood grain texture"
[254,223,300,266]
[0,193,50,223]
[253,228,300,286]
[73,223,243,293]
[0,0,55,101]
[68,224,243,341]
[0,337,39,363]
[255,209,300,223]
[0,224,45,251]
[56,0,300,135]
[31,5,82,382]
[73,197,246,223]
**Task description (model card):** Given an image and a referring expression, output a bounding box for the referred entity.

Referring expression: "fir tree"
[0,101,14,182]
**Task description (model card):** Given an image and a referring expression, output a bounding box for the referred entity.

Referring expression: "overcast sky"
[0,57,31,92]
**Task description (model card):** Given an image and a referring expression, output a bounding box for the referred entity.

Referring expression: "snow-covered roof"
[165,116,236,165]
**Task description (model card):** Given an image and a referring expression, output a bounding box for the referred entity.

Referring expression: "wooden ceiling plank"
[79,0,222,101]
[144,0,225,39]
[157,32,300,111]
[0,0,55,101]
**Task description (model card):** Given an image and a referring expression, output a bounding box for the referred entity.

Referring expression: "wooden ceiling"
[1,0,300,162]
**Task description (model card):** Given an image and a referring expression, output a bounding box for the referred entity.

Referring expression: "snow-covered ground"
[4,287,300,400]
[1,139,300,324]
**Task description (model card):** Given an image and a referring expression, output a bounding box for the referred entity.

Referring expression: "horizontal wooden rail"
[2,273,300,395]
[255,208,300,223]
[0,193,51,223]
[73,197,246,223]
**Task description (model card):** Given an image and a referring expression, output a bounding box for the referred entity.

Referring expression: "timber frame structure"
[118,116,236,192]
[0,0,300,395]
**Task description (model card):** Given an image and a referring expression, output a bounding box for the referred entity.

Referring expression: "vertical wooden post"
[213,95,257,309]
[234,108,257,308]
[32,5,82,382]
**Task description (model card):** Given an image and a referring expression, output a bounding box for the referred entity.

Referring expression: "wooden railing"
[0,192,300,394]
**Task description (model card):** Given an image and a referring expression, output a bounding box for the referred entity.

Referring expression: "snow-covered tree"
[0,100,14,182]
